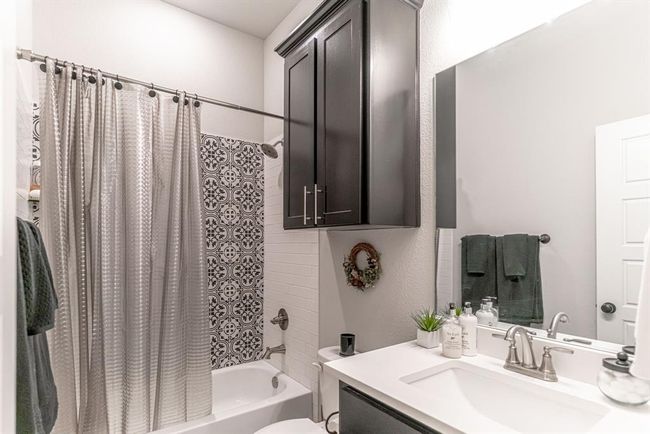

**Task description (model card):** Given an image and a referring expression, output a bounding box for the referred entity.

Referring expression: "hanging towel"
[631,229,650,380]
[466,235,490,274]
[496,235,544,326]
[16,218,58,434]
[461,235,497,313]
[18,219,58,334]
[502,234,528,279]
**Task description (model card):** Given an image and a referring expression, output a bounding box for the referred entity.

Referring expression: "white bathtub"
[156,361,312,434]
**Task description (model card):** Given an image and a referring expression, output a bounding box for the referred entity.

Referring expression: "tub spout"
[261,344,286,360]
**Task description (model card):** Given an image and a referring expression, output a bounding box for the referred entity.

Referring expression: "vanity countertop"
[324,341,650,433]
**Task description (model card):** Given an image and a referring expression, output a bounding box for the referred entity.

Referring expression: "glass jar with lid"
[597,352,650,405]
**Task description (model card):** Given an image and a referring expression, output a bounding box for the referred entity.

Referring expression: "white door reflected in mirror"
[596,114,650,344]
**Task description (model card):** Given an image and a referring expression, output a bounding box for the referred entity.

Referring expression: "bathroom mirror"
[434,0,650,348]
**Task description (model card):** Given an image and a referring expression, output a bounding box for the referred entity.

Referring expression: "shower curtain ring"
[88,67,97,84]
[194,93,200,107]
[183,90,189,106]
[173,89,180,104]
[115,74,123,90]
[149,82,156,97]
[54,58,61,75]
[40,56,49,73]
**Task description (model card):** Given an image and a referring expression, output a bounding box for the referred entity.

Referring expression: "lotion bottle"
[459,302,478,356]
[442,307,462,359]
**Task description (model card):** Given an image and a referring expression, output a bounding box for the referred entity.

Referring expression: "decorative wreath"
[343,242,382,291]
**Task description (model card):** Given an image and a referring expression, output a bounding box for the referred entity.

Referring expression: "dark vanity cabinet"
[339,383,439,434]
[276,0,422,230]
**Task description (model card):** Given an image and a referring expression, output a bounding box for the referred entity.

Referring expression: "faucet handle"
[491,333,521,365]
[544,346,575,355]
[270,308,289,330]
[538,346,574,382]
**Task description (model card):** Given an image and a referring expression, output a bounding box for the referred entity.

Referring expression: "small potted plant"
[412,308,445,349]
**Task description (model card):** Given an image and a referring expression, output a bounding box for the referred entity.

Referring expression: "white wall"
[452,0,650,338]
[16,0,33,221]
[32,0,265,142]
[262,0,322,420]
[1,0,18,431]
[318,0,592,352]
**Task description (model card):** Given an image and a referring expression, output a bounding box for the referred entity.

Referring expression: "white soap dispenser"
[459,302,478,356]
[442,306,462,359]
[486,296,499,323]
[476,298,497,326]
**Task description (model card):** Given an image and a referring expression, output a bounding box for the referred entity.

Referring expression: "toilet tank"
[317,346,356,420]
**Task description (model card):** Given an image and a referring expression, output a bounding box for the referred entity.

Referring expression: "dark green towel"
[17,220,58,334]
[502,234,528,279]
[466,235,489,274]
[461,235,497,313]
[16,218,58,434]
[496,235,544,326]
[17,251,43,434]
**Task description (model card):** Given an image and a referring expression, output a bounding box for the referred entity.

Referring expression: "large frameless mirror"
[434,0,650,350]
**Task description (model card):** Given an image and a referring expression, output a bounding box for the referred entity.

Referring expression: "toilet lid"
[254,418,324,434]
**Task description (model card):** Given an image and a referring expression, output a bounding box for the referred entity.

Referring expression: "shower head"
[259,140,282,159]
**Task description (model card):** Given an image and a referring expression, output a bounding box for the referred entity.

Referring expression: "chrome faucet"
[546,312,569,338]
[497,325,574,382]
[261,344,286,360]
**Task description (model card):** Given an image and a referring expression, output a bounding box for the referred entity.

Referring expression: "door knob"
[600,302,616,314]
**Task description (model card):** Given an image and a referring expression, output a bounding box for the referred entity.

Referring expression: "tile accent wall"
[29,103,41,225]
[201,134,265,368]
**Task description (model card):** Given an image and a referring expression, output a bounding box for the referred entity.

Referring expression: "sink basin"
[400,361,609,433]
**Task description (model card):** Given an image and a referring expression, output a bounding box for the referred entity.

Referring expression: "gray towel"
[502,234,528,279]
[16,218,58,434]
[466,235,489,274]
[496,235,544,326]
[461,235,497,313]
[18,220,58,334]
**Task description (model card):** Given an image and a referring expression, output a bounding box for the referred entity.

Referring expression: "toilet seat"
[254,418,325,434]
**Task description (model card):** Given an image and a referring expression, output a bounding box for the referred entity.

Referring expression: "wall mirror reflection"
[435,0,650,348]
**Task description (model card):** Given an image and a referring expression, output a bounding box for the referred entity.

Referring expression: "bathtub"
[156,361,312,434]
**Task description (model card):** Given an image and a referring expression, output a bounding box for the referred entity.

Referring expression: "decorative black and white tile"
[201,134,264,369]
[30,103,41,226]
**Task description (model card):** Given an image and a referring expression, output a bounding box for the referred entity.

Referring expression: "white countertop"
[324,341,650,433]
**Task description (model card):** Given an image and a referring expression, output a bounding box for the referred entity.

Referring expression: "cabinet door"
[315,0,364,226]
[284,39,317,229]
[340,383,440,434]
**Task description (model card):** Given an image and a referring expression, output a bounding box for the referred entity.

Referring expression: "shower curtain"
[39,58,211,433]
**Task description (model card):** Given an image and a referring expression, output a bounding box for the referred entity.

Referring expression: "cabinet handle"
[303,186,313,225]
[322,209,352,216]
[314,184,323,222]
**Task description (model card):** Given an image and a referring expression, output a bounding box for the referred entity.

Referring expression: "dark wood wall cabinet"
[276,0,423,230]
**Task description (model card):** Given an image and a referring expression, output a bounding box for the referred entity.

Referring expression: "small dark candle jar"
[340,333,356,356]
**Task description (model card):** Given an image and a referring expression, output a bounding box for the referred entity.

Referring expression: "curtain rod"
[16,48,284,120]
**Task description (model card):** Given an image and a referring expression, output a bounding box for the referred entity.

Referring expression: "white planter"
[416,329,440,349]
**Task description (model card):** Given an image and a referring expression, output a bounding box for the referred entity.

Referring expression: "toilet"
[255,346,349,434]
